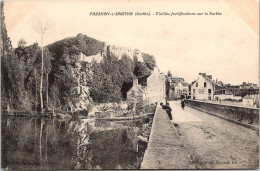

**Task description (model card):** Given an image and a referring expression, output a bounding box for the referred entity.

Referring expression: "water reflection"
[2,116,149,170]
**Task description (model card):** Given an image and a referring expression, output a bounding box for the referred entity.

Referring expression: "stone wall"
[107,45,143,62]
[185,100,259,125]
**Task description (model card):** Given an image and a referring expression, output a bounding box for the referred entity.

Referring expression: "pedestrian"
[160,102,173,120]
[181,98,185,110]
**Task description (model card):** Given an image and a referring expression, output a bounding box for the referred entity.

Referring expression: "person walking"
[181,98,185,110]
[160,102,173,120]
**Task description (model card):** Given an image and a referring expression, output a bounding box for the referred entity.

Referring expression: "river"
[2,116,151,169]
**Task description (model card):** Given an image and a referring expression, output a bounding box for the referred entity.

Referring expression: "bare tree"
[34,15,49,112]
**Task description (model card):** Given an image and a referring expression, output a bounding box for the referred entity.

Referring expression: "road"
[169,101,259,169]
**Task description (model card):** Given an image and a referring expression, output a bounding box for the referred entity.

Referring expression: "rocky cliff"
[47,33,156,111]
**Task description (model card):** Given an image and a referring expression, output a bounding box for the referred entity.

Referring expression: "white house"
[191,73,215,100]
[191,73,233,101]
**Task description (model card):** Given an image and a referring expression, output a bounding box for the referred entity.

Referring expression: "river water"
[2,116,150,170]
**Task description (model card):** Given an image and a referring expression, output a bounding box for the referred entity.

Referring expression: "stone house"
[126,67,165,104]
[126,78,147,103]
[146,67,166,104]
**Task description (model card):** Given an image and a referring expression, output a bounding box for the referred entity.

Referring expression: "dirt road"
[170,101,259,169]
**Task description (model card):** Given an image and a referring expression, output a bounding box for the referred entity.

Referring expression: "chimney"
[153,66,159,73]
[199,73,206,76]
[133,78,138,86]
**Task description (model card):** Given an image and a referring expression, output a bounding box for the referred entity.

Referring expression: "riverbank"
[2,102,156,122]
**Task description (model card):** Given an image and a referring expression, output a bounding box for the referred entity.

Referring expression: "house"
[190,73,233,101]
[173,81,188,99]
[240,82,259,96]
[214,86,234,101]
[225,82,259,104]
[126,67,165,104]
[126,78,148,103]
[146,67,166,104]
[166,77,188,100]
[191,73,215,100]
[225,85,242,96]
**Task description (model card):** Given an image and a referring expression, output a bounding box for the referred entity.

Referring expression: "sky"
[4,0,259,85]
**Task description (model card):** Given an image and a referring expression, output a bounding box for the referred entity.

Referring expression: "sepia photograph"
[1,0,259,169]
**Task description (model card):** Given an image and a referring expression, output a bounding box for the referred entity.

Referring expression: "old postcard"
[1,0,259,170]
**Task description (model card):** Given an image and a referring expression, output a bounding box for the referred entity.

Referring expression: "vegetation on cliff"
[1,2,157,112]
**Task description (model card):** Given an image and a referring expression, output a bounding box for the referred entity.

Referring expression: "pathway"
[141,103,195,169]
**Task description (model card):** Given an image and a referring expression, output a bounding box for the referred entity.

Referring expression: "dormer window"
[204,82,207,88]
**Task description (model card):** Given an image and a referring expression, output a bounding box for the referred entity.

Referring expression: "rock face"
[47,33,157,111]
[70,60,93,111]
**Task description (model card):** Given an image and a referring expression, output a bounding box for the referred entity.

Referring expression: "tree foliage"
[1,8,158,111]
[90,53,135,103]
[1,2,53,111]
[167,70,172,77]
[17,38,27,47]
[133,62,151,77]
[142,52,156,70]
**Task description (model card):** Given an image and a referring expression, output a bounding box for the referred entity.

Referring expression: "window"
[204,82,207,87]
[208,96,211,100]
[222,90,226,94]
[208,89,211,94]
[196,82,198,87]
[193,89,195,93]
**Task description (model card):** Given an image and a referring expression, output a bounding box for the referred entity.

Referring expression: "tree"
[34,15,50,112]
[43,49,52,106]
[134,62,151,77]
[17,38,27,47]
[142,53,156,70]
[1,1,12,108]
[167,70,172,77]
[1,2,26,110]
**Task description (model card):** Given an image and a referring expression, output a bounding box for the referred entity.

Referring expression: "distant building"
[225,85,242,96]
[214,86,234,101]
[190,73,233,100]
[166,77,188,100]
[225,82,259,106]
[242,95,254,107]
